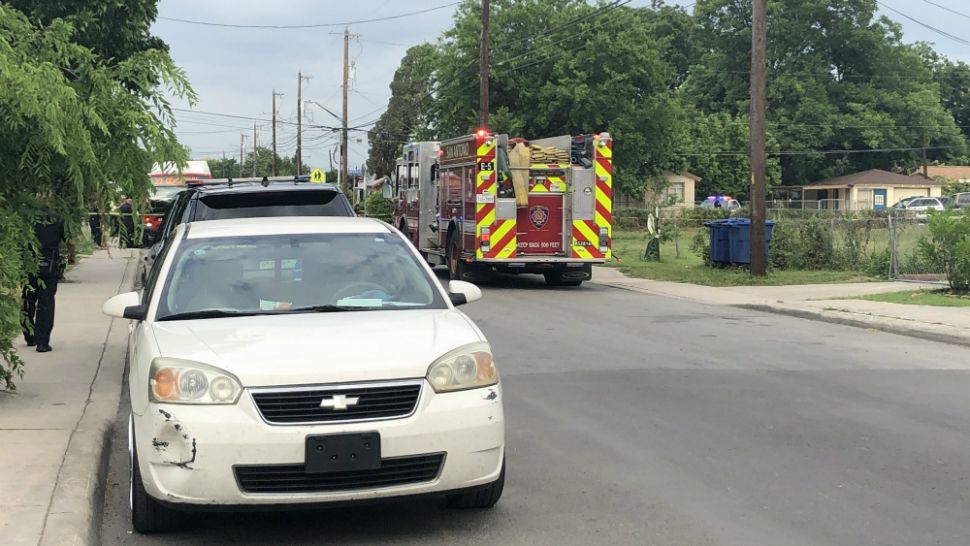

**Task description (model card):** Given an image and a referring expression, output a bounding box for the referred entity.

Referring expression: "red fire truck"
[391,130,613,286]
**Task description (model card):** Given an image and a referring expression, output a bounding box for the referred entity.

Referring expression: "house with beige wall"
[661,171,700,208]
[797,169,942,210]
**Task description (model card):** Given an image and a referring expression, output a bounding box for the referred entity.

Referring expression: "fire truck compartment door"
[517,194,564,255]
[496,198,516,220]
[572,169,595,220]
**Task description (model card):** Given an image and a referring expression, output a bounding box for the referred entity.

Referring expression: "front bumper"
[133,380,504,506]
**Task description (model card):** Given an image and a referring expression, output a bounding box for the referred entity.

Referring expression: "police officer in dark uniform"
[119,197,135,248]
[88,202,102,246]
[22,214,65,353]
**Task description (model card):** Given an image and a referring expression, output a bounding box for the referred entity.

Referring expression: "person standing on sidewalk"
[22,213,66,353]
[119,197,135,248]
[88,202,102,247]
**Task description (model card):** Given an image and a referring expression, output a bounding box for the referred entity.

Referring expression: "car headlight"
[426,342,497,393]
[149,358,242,404]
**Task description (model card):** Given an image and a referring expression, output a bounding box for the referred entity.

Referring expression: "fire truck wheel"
[544,272,583,287]
[447,232,466,280]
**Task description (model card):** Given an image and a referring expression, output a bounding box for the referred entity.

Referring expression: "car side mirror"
[102,291,147,320]
[447,280,482,306]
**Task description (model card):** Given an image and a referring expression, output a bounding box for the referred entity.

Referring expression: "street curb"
[39,253,136,546]
[737,303,970,348]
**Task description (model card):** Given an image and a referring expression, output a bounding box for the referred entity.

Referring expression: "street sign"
[310,168,327,183]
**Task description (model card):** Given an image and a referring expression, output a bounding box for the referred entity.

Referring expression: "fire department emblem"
[529,206,549,229]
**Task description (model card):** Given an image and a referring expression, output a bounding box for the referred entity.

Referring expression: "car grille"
[250,381,422,424]
[235,454,444,493]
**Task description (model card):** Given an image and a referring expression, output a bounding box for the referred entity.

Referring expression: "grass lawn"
[857,289,970,307]
[609,229,872,287]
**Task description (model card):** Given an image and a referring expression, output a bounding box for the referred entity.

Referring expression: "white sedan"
[103,216,504,533]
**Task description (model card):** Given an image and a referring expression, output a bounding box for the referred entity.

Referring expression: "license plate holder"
[305,433,381,474]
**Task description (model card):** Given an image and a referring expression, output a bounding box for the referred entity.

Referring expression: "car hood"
[149,309,484,387]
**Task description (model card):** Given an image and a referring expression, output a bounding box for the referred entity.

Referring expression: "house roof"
[663,171,702,181]
[920,166,970,181]
[803,169,940,188]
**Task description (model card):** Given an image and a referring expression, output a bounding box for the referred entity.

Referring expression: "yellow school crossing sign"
[310,168,326,183]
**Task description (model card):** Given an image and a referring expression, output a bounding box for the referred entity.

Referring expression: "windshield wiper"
[157,309,259,321]
[284,304,374,314]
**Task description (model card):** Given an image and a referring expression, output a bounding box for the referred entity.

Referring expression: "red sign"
[516,194,563,254]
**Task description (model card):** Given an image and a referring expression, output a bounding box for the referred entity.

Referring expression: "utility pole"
[296,71,311,176]
[922,136,929,178]
[749,0,768,276]
[272,89,284,176]
[341,28,351,195]
[480,0,490,129]
[239,133,249,178]
[252,122,258,177]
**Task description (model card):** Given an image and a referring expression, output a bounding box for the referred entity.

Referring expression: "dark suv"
[140,177,355,283]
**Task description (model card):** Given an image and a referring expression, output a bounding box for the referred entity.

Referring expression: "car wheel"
[446,460,505,509]
[130,429,184,533]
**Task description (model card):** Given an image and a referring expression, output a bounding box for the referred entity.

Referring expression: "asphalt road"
[101,275,970,545]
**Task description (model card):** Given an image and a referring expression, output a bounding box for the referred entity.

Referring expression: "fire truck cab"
[392,131,613,287]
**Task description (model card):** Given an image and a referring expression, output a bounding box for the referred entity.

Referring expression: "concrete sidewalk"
[0,248,135,545]
[592,266,970,347]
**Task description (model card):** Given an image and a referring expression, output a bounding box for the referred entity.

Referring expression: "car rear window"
[194,190,352,221]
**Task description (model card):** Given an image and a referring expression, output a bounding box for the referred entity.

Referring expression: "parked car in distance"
[142,185,186,248]
[891,196,918,210]
[105,216,504,533]
[139,176,355,285]
[952,192,970,209]
[904,196,953,220]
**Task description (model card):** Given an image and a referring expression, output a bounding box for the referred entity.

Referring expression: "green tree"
[415,0,689,196]
[206,148,310,179]
[367,44,438,177]
[687,0,966,183]
[0,4,192,389]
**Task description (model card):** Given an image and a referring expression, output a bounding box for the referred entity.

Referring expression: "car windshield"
[195,190,351,220]
[156,232,445,320]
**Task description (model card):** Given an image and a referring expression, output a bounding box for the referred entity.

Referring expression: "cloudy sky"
[151,0,970,175]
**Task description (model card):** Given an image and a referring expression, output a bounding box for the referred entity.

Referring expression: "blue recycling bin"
[703,219,737,265]
[726,219,775,264]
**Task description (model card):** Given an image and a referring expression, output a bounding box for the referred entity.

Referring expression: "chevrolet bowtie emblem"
[319,394,360,411]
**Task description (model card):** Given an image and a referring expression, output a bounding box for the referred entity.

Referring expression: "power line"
[678,145,964,157]
[876,1,970,47]
[158,2,460,29]
[920,0,970,21]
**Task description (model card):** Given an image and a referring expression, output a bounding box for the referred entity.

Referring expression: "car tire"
[446,459,505,509]
[131,435,184,533]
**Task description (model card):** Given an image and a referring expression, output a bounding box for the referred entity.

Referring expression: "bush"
[690,229,710,265]
[922,211,970,291]
[769,217,836,270]
[363,192,393,224]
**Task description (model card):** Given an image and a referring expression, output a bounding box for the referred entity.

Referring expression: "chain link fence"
[614,207,954,282]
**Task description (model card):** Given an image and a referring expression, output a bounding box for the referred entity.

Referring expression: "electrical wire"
[158,2,460,29]
[677,145,964,157]
[920,0,970,21]
[876,1,970,47]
